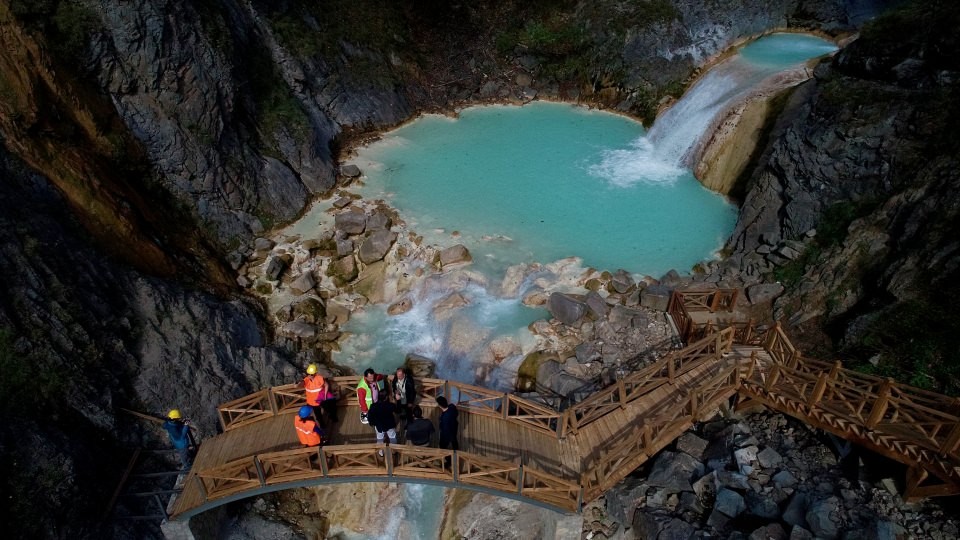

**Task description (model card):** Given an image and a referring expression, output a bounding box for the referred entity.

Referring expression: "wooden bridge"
[167,290,960,520]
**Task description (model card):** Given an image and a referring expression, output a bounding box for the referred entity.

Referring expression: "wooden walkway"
[168,289,960,520]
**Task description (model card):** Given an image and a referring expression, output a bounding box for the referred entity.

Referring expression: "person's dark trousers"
[177,446,193,470]
[439,435,458,469]
[321,399,339,423]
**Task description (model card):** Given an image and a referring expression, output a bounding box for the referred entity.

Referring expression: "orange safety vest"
[304,374,325,406]
[295,417,322,447]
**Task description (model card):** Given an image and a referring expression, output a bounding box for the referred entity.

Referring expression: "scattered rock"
[336,238,353,257]
[327,255,358,286]
[340,164,361,177]
[757,447,783,469]
[715,488,746,518]
[439,244,472,267]
[585,291,609,319]
[253,237,275,251]
[358,230,397,264]
[434,292,470,315]
[289,272,316,295]
[404,353,436,378]
[647,451,704,492]
[333,196,352,208]
[772,470,798,489]
[676,433,709,461]
[387,297,414,316]
[367,212,392,231]
[547,293,587,326]
[805,497,840,539]
[782,493,808,528]
[747,283,785,304]
[265,256,287,281]
[334,211,367,235]
[282,321,317,339]
[749,523,787,540]
[641,284,672,311]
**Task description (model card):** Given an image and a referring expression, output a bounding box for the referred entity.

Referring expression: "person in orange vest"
[303,364,325,419]
[294,406,325,447]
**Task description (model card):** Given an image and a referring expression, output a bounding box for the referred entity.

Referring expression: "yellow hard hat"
[168,409,182,420]
[306,364,318,375]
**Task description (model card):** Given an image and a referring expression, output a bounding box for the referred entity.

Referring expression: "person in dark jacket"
[405,405,435,446]
[366,392,398,455]
[436,396,459,452]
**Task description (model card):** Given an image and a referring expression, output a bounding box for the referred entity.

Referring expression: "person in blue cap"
[294,406,325,447]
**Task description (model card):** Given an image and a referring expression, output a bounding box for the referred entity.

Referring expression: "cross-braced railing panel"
[447,381,506,418]
[390,446,452,481]
[271,383,307,414]
[325,445,387,476]
[218,390,274,431]
[522,468,580,511]
[506,395,562,436]
[259,447,323,485]
[457,453,521,493]
[196,457,261,499]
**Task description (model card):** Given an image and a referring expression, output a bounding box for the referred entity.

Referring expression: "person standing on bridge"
[294,406,325,447]
[436,396,459,465]
[356,368,386,424]
[163,409,196,470]
[303,363,326,419]
[393,367,417,428]
[367,392,398,456]
[405,405,435,447]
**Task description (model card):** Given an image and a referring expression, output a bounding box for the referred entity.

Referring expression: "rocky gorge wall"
[0,0,907,538]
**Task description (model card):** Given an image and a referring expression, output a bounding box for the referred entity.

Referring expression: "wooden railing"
[217,376,563,436]
[563,328,734,435]
[187,443,580,512]
[579,356,744,500]
[667,289,743,343]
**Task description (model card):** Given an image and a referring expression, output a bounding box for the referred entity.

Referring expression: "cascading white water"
[590,33,838,186]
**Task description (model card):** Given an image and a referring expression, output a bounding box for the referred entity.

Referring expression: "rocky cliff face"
[722,2,960,391]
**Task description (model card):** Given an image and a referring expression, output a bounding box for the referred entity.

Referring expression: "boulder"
[537,360,561,383]
[647,451,704,492]
[633,512,696,540]
[757,447,783,469]
[333,196,352,208]
[745,490,780,520]
[547,293,587,326]
[610,270,636,293]
[641,284,672,311]
[439,244,472,267]
[253,237,275,251]
[325,300,351,325]
[543,372,584,397]
[772,470,798,489]
[804,497,839,539]
[515,72,533,86]
[327,255,358,286]
[291,297,326,324]
[282,321,317,339]
[660,270,683,286]
[479,80,500,97]
[289,272,316,295]
[358,230,397,264]
[676,433,709,461]
[747,283,785,304]
[749,524,787,540]
[366,212,392,231]
[334,211,366,235]
[387,297,414,316]
[788,526,814,540]
[404,353,436,378]
[714,488,746,518]
[336,238,353,257]
[340,164,361,177]
[574,341,600,363]
[734,445,759,475]
[434,292,470,315]
[782,493,808,528]
[585,291,609,319]
[265,256,287,281]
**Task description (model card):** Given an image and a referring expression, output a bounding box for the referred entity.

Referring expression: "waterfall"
[590,33,837,188]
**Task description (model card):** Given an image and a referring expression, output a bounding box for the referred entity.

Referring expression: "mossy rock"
[325,255,358,287]
[292,297,326,324]
[584,278,603,291]
[351,261,387,304]
[515,350,558,392]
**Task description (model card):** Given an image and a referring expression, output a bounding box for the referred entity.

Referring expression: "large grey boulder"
[610,270,636,293]
[782,493,809,528]
[340,164,361,177]
[439,244,472,267]
[289,272,316,295]
[641,284,672,311]
[335,211,367,235]
[676,433,709,460]
[358,230,397,264]
[714,488,746,518]
[282,321,317,339]
[585,291,609,319]
[366,212,392,231]
[647,451,704,492]
[404,353,436,378]
[749,524,787,540]
[547,293,587,326]
[633,512,696,540]
[805,497,840,539]
[747,282,785,304]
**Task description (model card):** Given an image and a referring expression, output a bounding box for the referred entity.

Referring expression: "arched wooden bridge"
[168,290,960,520]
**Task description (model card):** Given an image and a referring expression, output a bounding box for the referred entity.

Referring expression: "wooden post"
[386,447,394,476]
[744,351,757,381]
[254,456,267,487]
[668,358,676,382]
[194,475,208,503]
[641,424,652,451]
[318,447,329,476]
[689,392,699,418]
[517,461,524,495]
[765,364,781,392]
[617,379,627,409]
[940,423,960,456]
[764,322,780,352]
[452,451,459,482]
[710,291,720,312]
[267,387,279,416]
[807,372,829,409]
[557,410,569,439]
[866,378,894,429]
[728,289,739,311]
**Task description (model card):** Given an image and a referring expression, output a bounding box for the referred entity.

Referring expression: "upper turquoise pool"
[351,102,736,278]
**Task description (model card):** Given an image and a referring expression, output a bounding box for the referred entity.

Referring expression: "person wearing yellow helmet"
[163,409,195,469]
[303,364,339,425]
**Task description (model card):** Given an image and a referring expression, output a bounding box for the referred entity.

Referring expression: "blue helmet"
[298,405,312,419]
